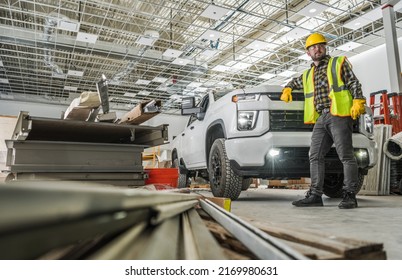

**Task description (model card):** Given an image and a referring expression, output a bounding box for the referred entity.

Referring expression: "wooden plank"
[202,220,257,259]
[199,210,385,260]
[245,220,384,259]
[280,239,343,260]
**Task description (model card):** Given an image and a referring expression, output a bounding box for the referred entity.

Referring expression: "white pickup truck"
[170,85,377,200]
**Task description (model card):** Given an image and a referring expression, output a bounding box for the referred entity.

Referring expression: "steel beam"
[200,199,307,260]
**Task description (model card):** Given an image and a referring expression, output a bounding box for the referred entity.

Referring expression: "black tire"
[242,178,253,191]
[323,170,364,198]
[399,178,402,194]
[208,138,243,200]
[172,158,190,189]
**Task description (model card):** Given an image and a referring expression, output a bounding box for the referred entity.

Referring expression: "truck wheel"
[172,158,190,189]
[208,138,242,200]
[323,170,364,198]
[242,178,253,191]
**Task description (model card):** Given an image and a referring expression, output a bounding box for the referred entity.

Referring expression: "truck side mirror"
[181,97,201,115]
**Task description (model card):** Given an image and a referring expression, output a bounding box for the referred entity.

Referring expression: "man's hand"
[280,87,293,103]
[350,99,366,120]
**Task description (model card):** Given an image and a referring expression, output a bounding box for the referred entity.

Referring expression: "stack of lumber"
[266,178,310,189]
[361,124,392,195]
[202,216,386,260]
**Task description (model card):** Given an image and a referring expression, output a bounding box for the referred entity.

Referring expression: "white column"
[382,0,402,92]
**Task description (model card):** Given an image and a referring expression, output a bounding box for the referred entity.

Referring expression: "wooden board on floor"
[201,214,386,260]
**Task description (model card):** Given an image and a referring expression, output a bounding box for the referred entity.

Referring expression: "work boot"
[292,190,323,207]
[338,191,358,209]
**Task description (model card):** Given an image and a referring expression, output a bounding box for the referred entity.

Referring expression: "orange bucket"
[144,168,179,188]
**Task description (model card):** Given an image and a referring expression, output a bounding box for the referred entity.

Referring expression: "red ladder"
[370,90,402,135]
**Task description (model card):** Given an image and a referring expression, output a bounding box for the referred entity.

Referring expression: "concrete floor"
[199,187,402,260]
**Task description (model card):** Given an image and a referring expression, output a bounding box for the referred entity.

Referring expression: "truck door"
[180,95,210,168]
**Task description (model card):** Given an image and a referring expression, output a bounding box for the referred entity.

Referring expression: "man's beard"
[312,52,326,62]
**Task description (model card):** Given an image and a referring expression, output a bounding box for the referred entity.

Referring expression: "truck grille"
[270,110,313,131]
[270,110,360,132]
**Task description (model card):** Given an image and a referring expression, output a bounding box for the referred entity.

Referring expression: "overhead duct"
[111,30,160,83]
[384,131,402,160]
[43,13,65,75]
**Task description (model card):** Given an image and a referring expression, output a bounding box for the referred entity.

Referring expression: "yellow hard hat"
[305,33,327,49]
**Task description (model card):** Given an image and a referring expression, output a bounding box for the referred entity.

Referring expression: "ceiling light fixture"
[52,73,67,79]
[297,2,328,17]
[231,62,252,70]
[343,7,382,30]
[336,42,362,51]
[138,90,150,96]
[124,92,137,97]
[63,86,77,91]
[162,49,183,58]
[152,77,168,83]
[200,30,224,41]
[67,70,84,77]
[76,32,98,44]
[200,4,231,20]
[212,65,230,72]
[135,79,151,85]
[58,19,80,32]
[172,58,191,65]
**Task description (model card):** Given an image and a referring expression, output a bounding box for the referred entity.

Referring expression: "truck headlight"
[268,148,280,157]
[238,111,257,130]
[232,94,260,103]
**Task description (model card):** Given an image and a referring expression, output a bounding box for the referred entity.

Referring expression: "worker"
[280,33,366,209]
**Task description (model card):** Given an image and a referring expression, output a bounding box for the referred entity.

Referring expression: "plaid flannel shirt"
[285,55,364,113]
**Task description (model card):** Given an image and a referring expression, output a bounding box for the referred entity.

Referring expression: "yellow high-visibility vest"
[302,56,353,124]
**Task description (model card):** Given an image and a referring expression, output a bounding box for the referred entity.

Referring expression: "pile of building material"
[4,111,168,186]
[203,217,386,260]
[265,178,311,189]
[0,180,387,260]
[361,124,392,195]
[383,131,402,194]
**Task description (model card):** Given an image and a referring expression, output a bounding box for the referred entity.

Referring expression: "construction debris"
[202,216,386,260]
[362,124,392,195]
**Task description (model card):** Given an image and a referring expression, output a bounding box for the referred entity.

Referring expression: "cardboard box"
[119,100,161,125]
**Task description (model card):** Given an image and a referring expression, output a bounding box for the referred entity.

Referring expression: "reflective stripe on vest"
[302,56,352,124]
[302,68,318,124]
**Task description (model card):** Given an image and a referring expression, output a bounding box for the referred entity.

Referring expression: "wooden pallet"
[202,216,386,260]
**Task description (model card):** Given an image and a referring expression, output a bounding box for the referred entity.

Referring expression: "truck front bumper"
[225,132,377,178]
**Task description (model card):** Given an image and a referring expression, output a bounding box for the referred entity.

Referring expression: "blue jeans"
[309,110,358,196]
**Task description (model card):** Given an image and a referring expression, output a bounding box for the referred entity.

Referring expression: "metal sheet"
[6,140,144,173]
[11,111,168,145]
[0,181,201,233]
[0,208,151,260]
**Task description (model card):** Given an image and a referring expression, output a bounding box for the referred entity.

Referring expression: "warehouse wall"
[0,100,67,118]
[349,37,402,98]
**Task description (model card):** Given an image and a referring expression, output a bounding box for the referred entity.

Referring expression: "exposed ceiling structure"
[1,0,402,114]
